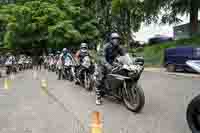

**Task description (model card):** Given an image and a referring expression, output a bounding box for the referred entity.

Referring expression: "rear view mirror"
[97,44,101,53]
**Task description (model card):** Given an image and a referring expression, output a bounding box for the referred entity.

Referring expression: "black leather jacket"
[79,49,89,63]
[104,43,125,65]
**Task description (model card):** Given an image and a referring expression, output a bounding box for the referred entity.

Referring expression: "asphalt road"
[0,69,199,133]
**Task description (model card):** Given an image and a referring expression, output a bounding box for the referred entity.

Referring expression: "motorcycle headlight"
[128,72,136,77]
[123,64,130,70]
[82,61,91,68]
[127,65,143,76]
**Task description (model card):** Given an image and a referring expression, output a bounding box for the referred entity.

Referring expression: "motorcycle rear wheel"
[6,66,11,75]
[58,69,62,80]
[84,72,92,91]
[122,83,145,113]
[187,94,200,133]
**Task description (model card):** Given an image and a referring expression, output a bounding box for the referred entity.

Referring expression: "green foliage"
[0,0,99,49]
[144,0,200,25]
[80,0,144,45]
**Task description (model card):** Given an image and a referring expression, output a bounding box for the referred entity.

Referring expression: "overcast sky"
[135,12,200,42]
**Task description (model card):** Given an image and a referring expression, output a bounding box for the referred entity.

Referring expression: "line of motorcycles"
[3,55,33,75]
[45,52,146,113]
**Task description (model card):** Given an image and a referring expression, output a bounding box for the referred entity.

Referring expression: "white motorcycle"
[5,56,16,75]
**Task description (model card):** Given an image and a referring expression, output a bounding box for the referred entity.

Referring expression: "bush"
[134,36,200,67]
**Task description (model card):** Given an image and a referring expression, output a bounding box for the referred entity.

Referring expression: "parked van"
[164,46,200,72]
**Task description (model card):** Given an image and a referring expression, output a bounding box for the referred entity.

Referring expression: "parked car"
[164,46,200,72]
[149,36,173,45]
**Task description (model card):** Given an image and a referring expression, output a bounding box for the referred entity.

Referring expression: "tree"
[81,0,145,44]
[111,0,144,45]
[0,0,99,49]
[144,0,200,36]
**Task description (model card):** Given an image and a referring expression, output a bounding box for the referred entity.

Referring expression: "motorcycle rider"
[95,32,125,105]
[75,43,90,64]
[59,48,72,64]
[48,53,55,71]
[5,52,16,66]
[5,52,16,74]
[55,51,61,61]
[75,43,90,82]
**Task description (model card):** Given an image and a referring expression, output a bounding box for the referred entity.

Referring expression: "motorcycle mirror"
[96,44,102,52]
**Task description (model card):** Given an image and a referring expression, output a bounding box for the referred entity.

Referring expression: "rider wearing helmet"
[5,52,16,66]
[75,43,89,63]
[95,32,125,105]
[55,51,61,61]
[59,48,73,65]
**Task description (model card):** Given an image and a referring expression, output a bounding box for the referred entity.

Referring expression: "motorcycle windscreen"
[117,54,134,65]
[64,57,72,66]
[186,60,200,73]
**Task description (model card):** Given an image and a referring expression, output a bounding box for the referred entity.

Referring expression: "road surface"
[0,69,199,133]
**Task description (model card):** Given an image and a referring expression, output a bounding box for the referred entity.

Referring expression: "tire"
[13,67,17,73]
[58,69,62,80]
[19,66,22,71]
[166,64,176,72]
[84,72,92,91]
[187,95,200,133]
[122,83,145,113]
[6,66,11,75]
[69,72,74,82]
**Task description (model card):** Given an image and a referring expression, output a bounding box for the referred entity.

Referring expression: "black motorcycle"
[186,60,200,133]
[94,53,145,112]
[75,55,94,91]
[187,94,200,133]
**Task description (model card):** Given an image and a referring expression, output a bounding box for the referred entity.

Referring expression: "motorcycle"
[63,55,75,81]
[75,55,94,91]
[5,56,16,75]
[43,56,48,70]
[17,57,26,71]
[94,53,145,112]
[48,58,56,72]
[57,55,75,81]
[186,60,200,133]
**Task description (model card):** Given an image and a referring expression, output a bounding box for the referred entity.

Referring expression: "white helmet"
[80,43,88,49]
[63,48,67,52]
[110,32,120,40]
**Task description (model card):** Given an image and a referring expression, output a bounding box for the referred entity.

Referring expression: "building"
[173,21,200,40]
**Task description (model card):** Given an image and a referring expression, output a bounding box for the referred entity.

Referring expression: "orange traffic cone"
[91,111,103,133]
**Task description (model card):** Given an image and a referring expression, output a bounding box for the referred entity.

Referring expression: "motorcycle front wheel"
[6,66,11,75]
[83,71,93,91]
[122,83,145,113]
[187,95,200,133]
[58,69,62,80]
